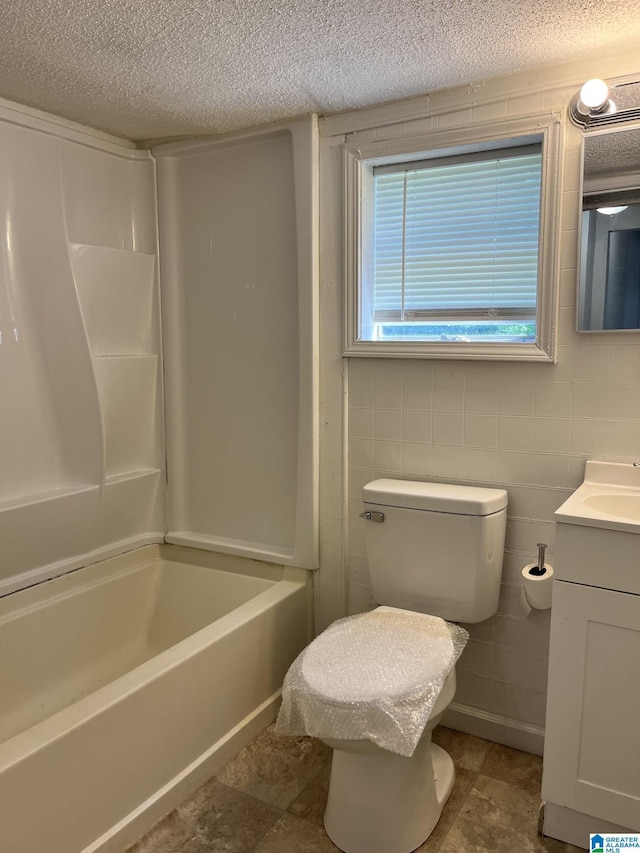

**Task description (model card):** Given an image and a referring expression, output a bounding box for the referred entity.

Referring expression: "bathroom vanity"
[542,462,640,846]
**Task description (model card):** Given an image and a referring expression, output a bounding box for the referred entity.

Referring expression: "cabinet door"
[542,581,640,830]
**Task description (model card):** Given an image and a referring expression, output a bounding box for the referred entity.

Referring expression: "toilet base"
[323,736,455,853]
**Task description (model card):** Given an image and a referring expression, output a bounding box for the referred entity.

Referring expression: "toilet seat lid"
[301,607,458,705]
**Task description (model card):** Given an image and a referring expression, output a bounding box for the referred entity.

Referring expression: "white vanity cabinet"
[542,577,640,831]
[542,463,640,847]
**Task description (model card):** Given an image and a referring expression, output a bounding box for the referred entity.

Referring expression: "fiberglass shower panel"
[156,118,318,570]
[0,103,164,594]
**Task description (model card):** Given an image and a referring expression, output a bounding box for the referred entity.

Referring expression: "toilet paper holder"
[530,542,548,576]
[521,543,554,612]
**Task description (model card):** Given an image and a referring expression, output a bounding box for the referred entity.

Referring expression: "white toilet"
[277,478,507,853]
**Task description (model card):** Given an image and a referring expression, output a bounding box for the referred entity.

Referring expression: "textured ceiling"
[1,0,640,142]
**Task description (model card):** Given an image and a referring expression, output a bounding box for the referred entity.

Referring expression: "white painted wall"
[317,45,640,749]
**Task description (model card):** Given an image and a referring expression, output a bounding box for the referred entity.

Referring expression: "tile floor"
[127,725,584,853]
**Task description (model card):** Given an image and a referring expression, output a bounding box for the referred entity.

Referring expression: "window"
[344,116,562,360]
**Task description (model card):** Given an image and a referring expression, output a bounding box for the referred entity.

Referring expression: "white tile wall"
[344,79,640,730]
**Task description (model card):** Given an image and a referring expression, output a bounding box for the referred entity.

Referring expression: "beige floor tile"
[288,761,332,826]
[127,809,195,853]
[252,813,340,852]
[471,776,583,851]
[432,725,494,772]
[127,777,281,853]
[480,742,543,797]
[216,724,331,809]
[472,773,540,821]
[415,766,477,852]
[127,727,583,853]
[438,777,583,853]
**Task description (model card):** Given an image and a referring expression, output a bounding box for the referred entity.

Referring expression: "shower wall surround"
[0,104,318,595]
[155,120,319,570]
[0,101,165,594]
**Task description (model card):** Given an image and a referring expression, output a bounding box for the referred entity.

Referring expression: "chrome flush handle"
[359,510,385,522]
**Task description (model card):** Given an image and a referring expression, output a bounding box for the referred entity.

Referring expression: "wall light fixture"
[570,78,616,127]
[596,205,628,215]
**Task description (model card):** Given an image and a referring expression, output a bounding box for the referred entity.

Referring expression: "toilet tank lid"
[363,479,507,515]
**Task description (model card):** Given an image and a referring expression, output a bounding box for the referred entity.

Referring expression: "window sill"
[343,339,555,361]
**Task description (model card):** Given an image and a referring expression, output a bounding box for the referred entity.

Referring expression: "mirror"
[578,121,640,331]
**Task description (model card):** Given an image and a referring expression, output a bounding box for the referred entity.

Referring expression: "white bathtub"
[0,544,311,853]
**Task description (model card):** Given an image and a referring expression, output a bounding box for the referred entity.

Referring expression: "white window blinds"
[372,146,542,322]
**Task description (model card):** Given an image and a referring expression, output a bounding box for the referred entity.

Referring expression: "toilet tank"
[362,479,507,623]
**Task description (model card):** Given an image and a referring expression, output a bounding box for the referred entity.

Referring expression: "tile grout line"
[233,787,286,853]
[222,746,334,852]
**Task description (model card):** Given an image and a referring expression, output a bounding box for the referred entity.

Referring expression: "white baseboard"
[442,701,545,756]
[84,692,281,853]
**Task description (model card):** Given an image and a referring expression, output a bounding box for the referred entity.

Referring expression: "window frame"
[343,114,563,361]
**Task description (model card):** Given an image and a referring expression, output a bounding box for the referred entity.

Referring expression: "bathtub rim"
[0,532,165,600]
[0,541,295,611]
[0,543,309,771]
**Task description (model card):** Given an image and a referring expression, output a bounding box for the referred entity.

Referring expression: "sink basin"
[554,460,640,594]
[555,461,640,534]
[583,493,640,522]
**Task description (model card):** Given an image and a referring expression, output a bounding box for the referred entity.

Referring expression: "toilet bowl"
[276,479,508,853]
[322,672,457,853]
[323,727,455,853]
[297,606,461,853]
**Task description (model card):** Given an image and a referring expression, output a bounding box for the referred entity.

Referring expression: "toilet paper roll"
[519,586,532,617]
[521,563,554,610]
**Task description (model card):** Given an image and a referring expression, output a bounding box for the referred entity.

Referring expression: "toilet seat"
[276,605,468,756]
[300,606,457,706]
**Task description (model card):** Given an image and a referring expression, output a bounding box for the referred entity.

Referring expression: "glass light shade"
[579,79,609,111]
[596,206,629,215]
